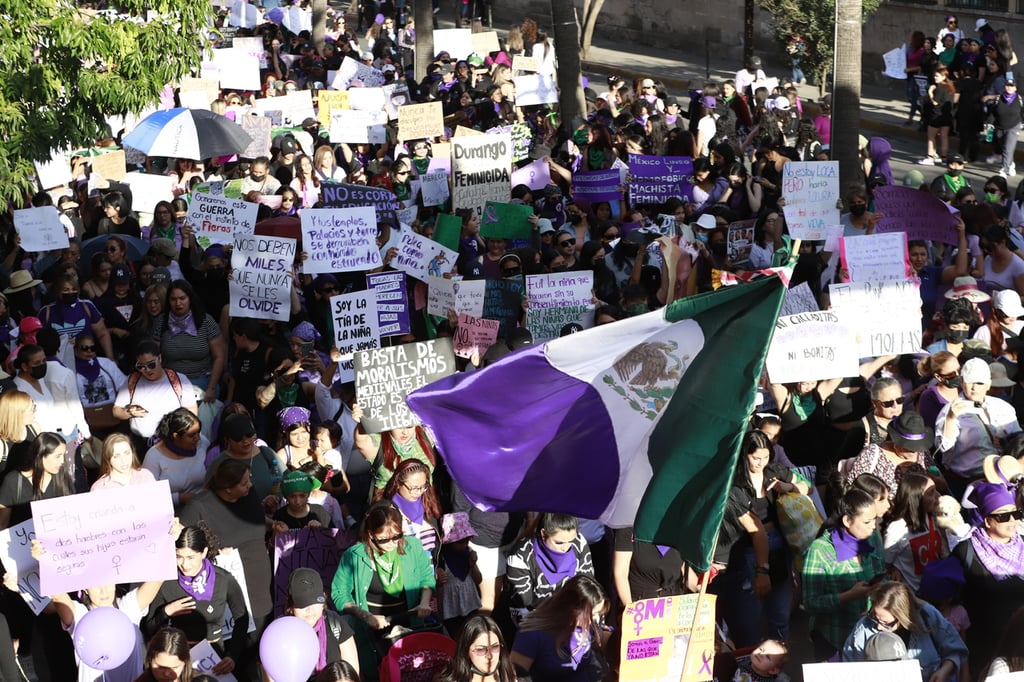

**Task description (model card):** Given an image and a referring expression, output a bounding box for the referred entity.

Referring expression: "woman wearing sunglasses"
[842,411,937,501]
[841,581,967,681]
[113,339,198,447]
[331,501,435,646]
[952,481,1024,676]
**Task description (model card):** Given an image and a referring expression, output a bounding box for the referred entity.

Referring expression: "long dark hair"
[886,472,934,535]
[143,628,193,682]
[818,487,876,537]
[436,615,516,682]
[31,432,73,499]
[361,501,407,557]
[519,575,608,655]
[734,430,773,494]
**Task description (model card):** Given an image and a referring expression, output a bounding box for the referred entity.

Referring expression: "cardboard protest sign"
[512,55,540,72]
[317,90,350,127]
[239,115,272,159]
[32,480,176,594]
[803,661,920,682]
[122,172,175,212]
[394,229,458,282]
[354,339,457,432]
[511,159,551,191]
[453,134,512,218]
[229,234,295,322]
[34,148,72,190]
[873,185,960,245]
[766,310,859,383]
[180,76,220,104]
[190,640,238,681]
[419,171,451,207]
[883,45,908,79]
[433,28,474,59]
[620,595,717,682]
[14,207,70,252]
[840,232,912,282]
[272,528,352,617]
[300,206,381,274]
[525,272,595,342]
[480,201,534,240]
[726,219,756,268]
[427,277,486,318]
[831,279,924,357]
[320,182,401,227]
[781,160,840,240]
[454,314,500,358]
[433,213,463,251]
[483,278,525,338]
[471,31,500,55]
[366,271,411,336]
[330,56,385,90]
[398,102,445,142]
[0,520,50,614]
[329,109,388,144]
[628,154,694,205]
[574,170,622,203]
[188,193,259,246]
[91,149,126,181]
[331,290,381,358]
[513,74,559,107]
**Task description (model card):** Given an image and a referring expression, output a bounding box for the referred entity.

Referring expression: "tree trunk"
[551,0,586,127]
[743,0,754,66]
[580,0,605,60]
[414,0,434,82]
[312,0,327,55]
[833,0,862,191]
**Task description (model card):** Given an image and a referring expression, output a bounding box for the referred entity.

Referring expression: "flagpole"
[681,570,711,681]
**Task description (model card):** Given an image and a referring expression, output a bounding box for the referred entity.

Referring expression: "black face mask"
[30,364,46,380]
[944,375,962,389]
[568,213,584,225]
[206,267,227,281]
[250,173,267,182]
[946,328,969,343]
[849,204,867,217]
[948,168,963,177]
[60,292,78,305]
[550,264,569,272]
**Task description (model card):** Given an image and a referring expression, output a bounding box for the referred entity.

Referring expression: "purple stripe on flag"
[407,345,619,518]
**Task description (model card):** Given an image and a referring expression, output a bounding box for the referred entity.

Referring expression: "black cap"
[288,568,326,608]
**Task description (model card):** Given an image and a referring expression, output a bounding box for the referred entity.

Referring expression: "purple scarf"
[392,493,424,525]
[178,558,216,601]
[167,311,197,337]
[970,526,1024,580]
[568,628,590,668]
[831,527,874,562]
[1005,92,1019,105]
[75,357,101,382]
[533,537,577,586]
[314,614,328,671]
[163,439,198,458]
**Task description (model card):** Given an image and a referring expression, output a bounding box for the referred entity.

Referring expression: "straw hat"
[4,270,41,294]
[944,276,991,303]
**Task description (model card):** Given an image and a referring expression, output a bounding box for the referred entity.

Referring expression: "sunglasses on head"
[990,509,1024,522]
[876,396,905,408]
[135,360,158,371]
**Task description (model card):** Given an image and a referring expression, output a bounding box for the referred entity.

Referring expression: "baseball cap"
[864,632,908,662]
[288,568,327,608]
[111,265,131,285]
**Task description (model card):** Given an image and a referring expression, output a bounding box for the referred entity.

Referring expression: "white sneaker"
[987,154,1001,164]
[1012,167,1018,177]
[918,157,936,165]
[999,170,1009,178]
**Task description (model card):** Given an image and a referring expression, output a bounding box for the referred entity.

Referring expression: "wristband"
[755,567,770,575]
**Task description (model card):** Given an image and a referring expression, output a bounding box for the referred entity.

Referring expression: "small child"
[733,639,790,682]
[272,470,332,534]
[437,512,482,637]
[297,461,346,530]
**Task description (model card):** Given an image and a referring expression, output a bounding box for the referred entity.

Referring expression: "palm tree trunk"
[414,0,434,82]
[551,0,586,126]
[743,0,754,66]
[833,0,862,190]
[312,0,327,55]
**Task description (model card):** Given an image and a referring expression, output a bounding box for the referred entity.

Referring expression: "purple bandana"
[178,558,216,601]
[392,492,425,526]
[167,311,197,337]
[314,614,328,671]
[568,628,590,668]
[533,536,577,586]
[278,406,311,430]
[75,357,101,382]
[1005,92,1019,105]
[291,321,321,343]
[831,527,874,562]
[970,525,1024,580]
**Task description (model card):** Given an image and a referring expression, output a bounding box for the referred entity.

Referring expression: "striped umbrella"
[121,108,252,160]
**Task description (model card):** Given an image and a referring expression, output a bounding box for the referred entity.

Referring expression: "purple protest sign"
[573,170,622,203]
[873,185,960,245]
[628,154,694,205]
[32,481,177,595]
[366,271,410,337]
[272,528,355,616]
[511,159,551,191]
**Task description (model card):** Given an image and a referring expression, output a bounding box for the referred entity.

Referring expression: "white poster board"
[229,234,295,322]
[0,520,50,615]
[300,206,381,274]
[525,272,595,342]
[840,232,911,282]
[14,206,70,252]
[781,161,840,240]
[803,660,919,682]
[394,231,458,282]
[830,278,924,357]
[766,310,860,383]
[883,44,908,80]
[331,291,381,358]
[513,74,559,106]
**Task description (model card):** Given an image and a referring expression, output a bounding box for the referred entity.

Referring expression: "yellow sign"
[619,594,716,682]
[318,90,350,127]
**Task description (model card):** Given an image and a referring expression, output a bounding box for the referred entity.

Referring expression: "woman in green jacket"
[331,501,436,635]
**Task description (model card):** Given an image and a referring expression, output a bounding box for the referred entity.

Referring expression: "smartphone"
[867,572,887,585]
[300,341,314,357]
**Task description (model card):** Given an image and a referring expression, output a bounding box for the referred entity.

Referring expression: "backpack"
[128,368,185,406]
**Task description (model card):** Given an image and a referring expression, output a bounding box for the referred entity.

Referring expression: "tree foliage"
[0,0,213,206]
[757,0,881,86]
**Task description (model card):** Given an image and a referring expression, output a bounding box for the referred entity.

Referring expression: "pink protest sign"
[873,185,960,245]
[32,480,177,595]
[453,313,500,359]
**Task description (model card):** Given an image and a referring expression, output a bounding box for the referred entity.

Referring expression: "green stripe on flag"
[634,275,786,572]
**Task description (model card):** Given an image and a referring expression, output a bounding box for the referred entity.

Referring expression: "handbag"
[775,492,824,572]
[83,404,120,431]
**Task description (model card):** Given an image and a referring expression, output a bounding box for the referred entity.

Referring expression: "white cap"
[994,289,1024,318]
[962,357,992,385]
[976,18,988,31]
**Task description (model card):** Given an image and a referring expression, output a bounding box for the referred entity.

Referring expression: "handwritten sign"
[480,201,534,239]
[874,185,960,245]
[330,56,385,90]
[300,206,381,274]
[511,159,551,191]
[513,74,559,107]
[628,154,694,205]
[883,44,908,80]
[525,272,595,342]
[317,90,350,127]
[214,547,255,635]
[483,278,524,339]
[804,661,920,682]
[187,193,258,244]
[355,339,457,432]
[272,528,352,617]
[512,55,540,72]
[574,170,622,203]
[367,271,411,336]
[399,102,445,142]
[428,277,486,318]
[782,161,840,240]
[485,123,532,163]
[190,640,238,682]
[331,291,381,358]
[320,183,400,227]
[32,480,176,594]
[453,314,500,359]
[831,279,924,357]
[620,595,717,682]
[840,232,911,282]
[417,171,450,208]
[232,36,267,69]
[780,281,819,316]
[91,150,126,182]
[229,234,295,322]
[471,31,500,55]
[767,310,859,383]
[394,230,458,282]
[0,520,50,614]
[239,115,272,159]
[453,133,512,218]
[14,206,70,252]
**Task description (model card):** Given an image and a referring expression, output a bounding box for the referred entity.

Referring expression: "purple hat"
[291,321,321,343]
[312,274,337,292]
[278,406,311,430]
[969,481,1017,517]
[701,95,717,109]
[205,245,227,260]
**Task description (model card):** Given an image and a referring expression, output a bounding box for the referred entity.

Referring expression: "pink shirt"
[91,468,157,491]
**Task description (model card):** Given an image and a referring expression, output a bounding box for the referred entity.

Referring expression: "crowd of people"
[12,1,1024,681]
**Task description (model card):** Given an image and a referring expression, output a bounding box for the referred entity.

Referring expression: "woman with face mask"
[926,296,983,356]
[916,351,962,429]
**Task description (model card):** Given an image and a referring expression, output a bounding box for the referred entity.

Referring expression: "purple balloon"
[73,607,136,671]
[260,616,319,682]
